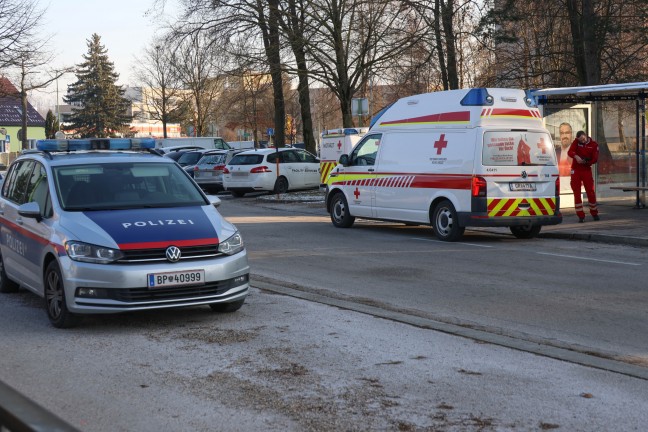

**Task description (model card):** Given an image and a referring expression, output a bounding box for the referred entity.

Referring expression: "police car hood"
[60,206,236,250]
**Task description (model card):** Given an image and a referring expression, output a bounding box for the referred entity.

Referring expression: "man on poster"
[557,122,573,177]
[568,131,600,222]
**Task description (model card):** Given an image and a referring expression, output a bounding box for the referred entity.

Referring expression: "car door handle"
[16,217,23,225]
[368,168,375,172]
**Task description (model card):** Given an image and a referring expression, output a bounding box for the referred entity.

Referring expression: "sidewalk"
[540,196,648,247]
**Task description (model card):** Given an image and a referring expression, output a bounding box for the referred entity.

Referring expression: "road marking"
[536,252,640,266]
[411,237,494,248]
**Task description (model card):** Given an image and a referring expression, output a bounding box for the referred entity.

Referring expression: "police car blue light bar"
[36,138,156,152]
[460,88,494,106]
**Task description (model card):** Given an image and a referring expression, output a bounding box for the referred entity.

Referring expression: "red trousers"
[570,169,598,218]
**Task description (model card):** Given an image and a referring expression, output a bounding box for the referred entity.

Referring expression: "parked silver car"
[193,150,229,193]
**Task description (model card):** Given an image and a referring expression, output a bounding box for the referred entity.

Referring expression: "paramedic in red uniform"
[568,131,600,222]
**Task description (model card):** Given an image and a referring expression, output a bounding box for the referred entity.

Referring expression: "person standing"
[568,131,600,222]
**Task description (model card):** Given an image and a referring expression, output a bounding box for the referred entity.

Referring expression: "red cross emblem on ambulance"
[354,187,360,199]
[434,134,448,155]
[337,140,342,150]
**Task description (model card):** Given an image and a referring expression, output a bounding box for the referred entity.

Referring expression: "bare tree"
[171,32,225,137]
[482,0,648,87]
[0,0,43,71]
[304,0,426,127]
[13,49,72,149]
[172,0,288,146]
[133,40,185,138]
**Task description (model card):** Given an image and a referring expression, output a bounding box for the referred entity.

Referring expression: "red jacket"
[567,138,599,171]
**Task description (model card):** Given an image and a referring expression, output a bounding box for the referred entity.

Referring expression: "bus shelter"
[530,82,648,208]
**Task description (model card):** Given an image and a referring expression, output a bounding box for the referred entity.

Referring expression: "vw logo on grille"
[166,246,181,262]
[521,170,528,179]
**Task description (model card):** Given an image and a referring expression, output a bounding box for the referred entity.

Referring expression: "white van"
[319,128,368,187]
[325,88,562,241]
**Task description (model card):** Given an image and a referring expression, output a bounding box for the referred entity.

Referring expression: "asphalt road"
[220,194,648,369]
[0,193,647,431]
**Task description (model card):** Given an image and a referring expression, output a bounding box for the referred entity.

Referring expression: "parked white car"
[223,148,320,197]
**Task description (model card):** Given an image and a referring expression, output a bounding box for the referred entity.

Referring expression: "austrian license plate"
[509,182,536,192]
[147,270,205,288]
[232,172,248,177]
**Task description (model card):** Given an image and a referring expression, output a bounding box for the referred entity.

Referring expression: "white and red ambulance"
[325,88,562,241]
[319,127,368,187]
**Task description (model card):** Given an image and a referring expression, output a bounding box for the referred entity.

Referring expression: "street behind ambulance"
[1,194,647,431]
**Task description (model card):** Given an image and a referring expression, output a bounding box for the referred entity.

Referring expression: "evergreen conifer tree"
[64,34,131,137]
[44,109,59,138]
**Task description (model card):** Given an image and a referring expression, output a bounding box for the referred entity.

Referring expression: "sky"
[33,0,179,111]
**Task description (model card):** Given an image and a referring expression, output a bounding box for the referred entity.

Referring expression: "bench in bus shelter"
[609,186,648,208]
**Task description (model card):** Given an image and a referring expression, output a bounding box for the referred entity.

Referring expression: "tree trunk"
[285,0,316,154]
[441,0,459,89]
[434,0,449,90]
[265,0,286,146]
[581,0,600,85]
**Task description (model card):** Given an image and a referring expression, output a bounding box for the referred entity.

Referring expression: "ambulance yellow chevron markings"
[487,197,556,217]
[320,161,338,184]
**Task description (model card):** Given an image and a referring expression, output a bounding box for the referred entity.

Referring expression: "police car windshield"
[53,162,207,211]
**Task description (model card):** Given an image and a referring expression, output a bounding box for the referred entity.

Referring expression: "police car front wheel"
[44,261,81,329]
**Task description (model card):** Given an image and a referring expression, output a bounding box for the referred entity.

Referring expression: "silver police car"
[0,139,249,328]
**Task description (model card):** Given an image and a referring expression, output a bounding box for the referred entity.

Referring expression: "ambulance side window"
[350,134,381,167]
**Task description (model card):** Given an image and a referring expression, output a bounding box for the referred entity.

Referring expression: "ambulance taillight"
[555,177,560,197]
[472,176,487,197]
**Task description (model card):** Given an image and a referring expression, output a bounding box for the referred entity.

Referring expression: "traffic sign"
[267,128,274,136]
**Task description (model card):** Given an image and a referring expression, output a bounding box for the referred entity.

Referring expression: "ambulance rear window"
[482,131,556,166]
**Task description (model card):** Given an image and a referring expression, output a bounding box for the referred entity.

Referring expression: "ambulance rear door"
[478,129,559,219]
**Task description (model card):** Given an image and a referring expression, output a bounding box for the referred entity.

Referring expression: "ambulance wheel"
[432,200,465,242]
[330,192,355,228]
[209,299,245,313]
[510,225,542,239]
[44,261,81,329]
[0,251,19,293]
[273,177,289,194]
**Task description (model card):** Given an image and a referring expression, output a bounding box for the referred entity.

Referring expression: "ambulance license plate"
[509,182,536,191]
[147,270,205,288]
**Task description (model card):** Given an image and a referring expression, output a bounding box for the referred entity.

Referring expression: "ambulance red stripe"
[380,111,470,126]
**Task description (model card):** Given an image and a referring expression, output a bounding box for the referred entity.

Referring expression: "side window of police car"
[2,160,35,204]
[25,163,52,218]
[350,134,381,167]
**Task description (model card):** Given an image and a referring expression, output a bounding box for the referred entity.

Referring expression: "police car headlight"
[218,232,244,255]
[65,241,124,264]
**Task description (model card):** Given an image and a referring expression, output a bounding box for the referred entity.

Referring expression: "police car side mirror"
[208,195,221,208]
[18,202,42,222]
[339,154,349,166]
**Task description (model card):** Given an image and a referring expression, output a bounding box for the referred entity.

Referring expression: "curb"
[540,231,648,247]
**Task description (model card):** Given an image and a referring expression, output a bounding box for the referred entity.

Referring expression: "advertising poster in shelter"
[543,107,589,193]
